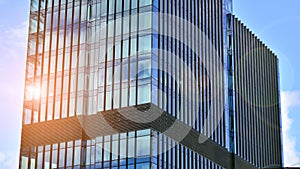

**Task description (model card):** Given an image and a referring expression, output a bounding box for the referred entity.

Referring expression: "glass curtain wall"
[22,0,154,122]
[20,129,152,169]
[151,0,225,147]
[23,0,89,124]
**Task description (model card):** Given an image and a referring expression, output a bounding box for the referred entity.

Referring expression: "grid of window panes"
[151,130,225,169]
[22,0,155,124]
[20,128,227,169]
[23,0,90,124]
[23,0,227,147]
[87,0,153,115]
[151,0,226,147]
[20,129,151,169]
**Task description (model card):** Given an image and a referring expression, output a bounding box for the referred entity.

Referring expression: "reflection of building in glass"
[19,0,282,168]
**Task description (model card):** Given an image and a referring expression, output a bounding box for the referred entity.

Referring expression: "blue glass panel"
[104,161,110,167]
[120,159,127,165]
[128,158,135,164]
[112,160,118,167]
[128,164,134,169]
[136,162,150,169]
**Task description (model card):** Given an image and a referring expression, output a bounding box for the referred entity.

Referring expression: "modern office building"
[19,0,282,168]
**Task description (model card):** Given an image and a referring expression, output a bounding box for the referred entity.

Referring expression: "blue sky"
[0,0,300,168]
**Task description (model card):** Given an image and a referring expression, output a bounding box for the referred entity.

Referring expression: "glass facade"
[20,0,282,168]
[20,129,152,169]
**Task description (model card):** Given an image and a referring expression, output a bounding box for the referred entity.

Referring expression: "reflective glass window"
[137,136,151,156]
[101,0,107,16]
[116,0,122,13]
[139,35,152,53]
[122,40,129,58]
[103,141,110,161]
[112,140,118,160]
[138,84,151,104]
[140,0,152,7]
[139,13,152,31]
[123,17,129,34]
[109,0,115,15]
[124,0,130,11]
[130,38,137,56]
[74,147,81,165]
[59,145,65,167]
[24,108,31,124]
[96,144,103,162]
[132,0,137,9]
[131,15,137,33]
[128,138,135,158]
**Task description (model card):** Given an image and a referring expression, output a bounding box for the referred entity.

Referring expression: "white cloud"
[0,151,19,169]
[0,152,5,162]
[0,21,27,87]
[0,21,28,60]
[0,22,28,107]
[281,91,300,167]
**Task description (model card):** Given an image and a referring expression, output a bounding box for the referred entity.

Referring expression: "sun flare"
[28,85,42,99]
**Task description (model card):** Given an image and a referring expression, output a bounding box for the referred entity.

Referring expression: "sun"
[33,86,41,99]
[28,85,41,100]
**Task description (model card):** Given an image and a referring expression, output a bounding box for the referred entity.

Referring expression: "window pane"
[74,146,81,165]
[130,38,137,56]
[128,138,135,158]
[116,0,122,13]
[112,140,118,160]
[131,15,137,33]
[139,35,152,53]
[140,0,152,7]
[96,144,103,162]
[109,0,115,15]
[67,147,73,166]
[137,136,150,157]
[121,86,128,108]
[137,162,150,169]
[52,149,58,168]
[37,151,43,169]
[103,141,111,161]
[131,0,137,9]
[124,0,130,11]
[101,0,107,16]
[59,148,65,167]
[120,139,127,159]
[138,84,151,104]
[123,17,129,35]
[122,40,129,58]
[139,13,152,30]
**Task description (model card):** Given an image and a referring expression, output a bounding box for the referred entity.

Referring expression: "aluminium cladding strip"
[21,103,257,169]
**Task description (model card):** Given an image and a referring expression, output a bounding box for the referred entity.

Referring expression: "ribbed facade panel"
[232,16,282,168]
